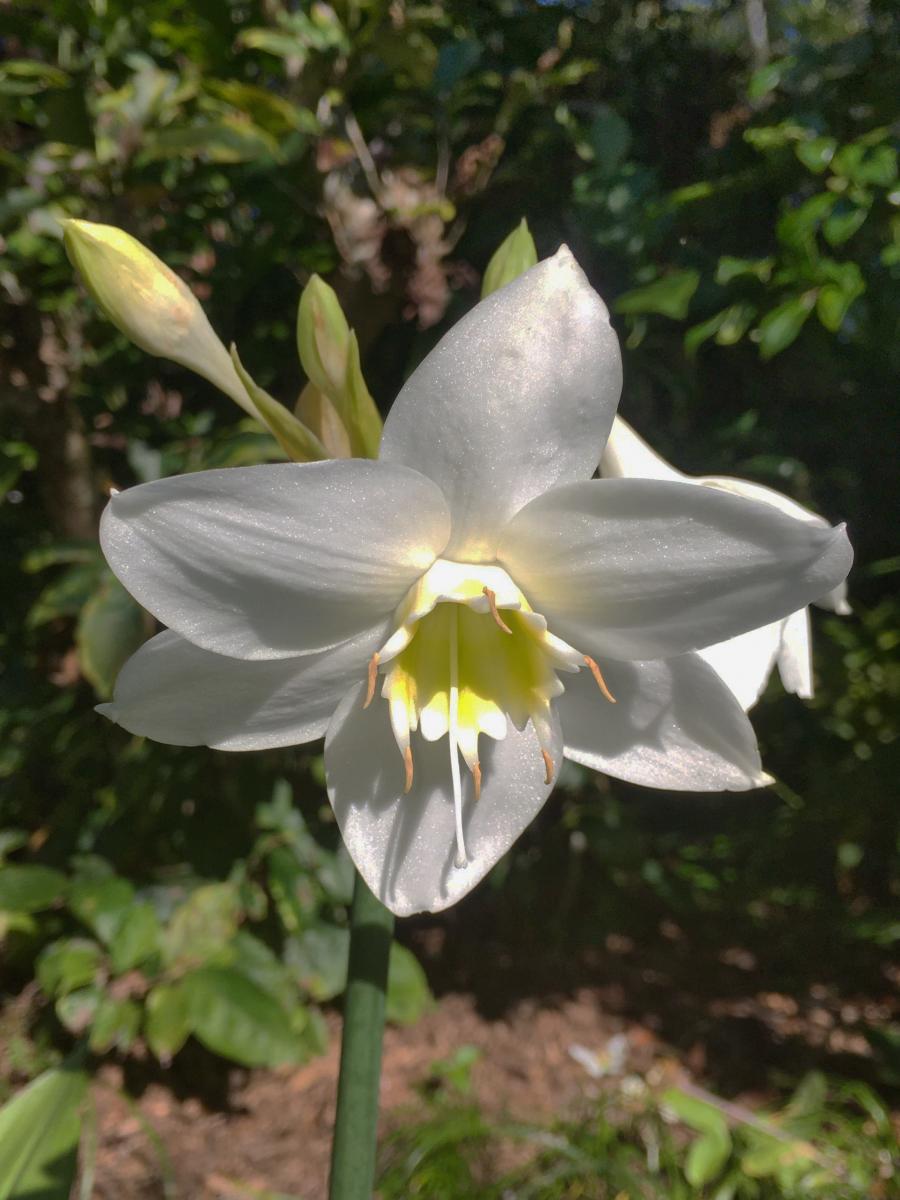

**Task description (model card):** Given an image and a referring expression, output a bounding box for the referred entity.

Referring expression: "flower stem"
[328,870,394,1200]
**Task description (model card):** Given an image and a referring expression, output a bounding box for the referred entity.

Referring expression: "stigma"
[365,558,613,868]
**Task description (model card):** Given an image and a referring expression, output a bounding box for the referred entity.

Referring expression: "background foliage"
[1,0,897,1196]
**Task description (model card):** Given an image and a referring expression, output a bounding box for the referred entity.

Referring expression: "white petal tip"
[95,702,117,723]
[755,772,776,789]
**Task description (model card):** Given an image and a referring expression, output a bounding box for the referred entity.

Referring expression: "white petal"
[498,478,853,661]
[380,247,622,561]
[100,460,450,660]
[776,608,813,699]
[559,655,769,791]
[815,581,851,615]
[325,684,562,916]
[600,416,686,482]
[97,624,387,750]
[698,620,785,711]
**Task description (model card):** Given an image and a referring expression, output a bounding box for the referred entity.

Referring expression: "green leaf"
[145,983,191,1063]
[26,562,106,629]
[0,865,66,913]
[715,256,773,285]
[795,136,837,174]
[68,875,135,944]
[776,193,836,251]
[756,293,815,359]
[76,578,149,699]
[162,882,241,969]
[481,220,538,298]
[55,987,102,1036]
[685,1127,732,1187]
[662,1089,731,1137]
[139,119,281,165]
[88,996,141,1054]
[0,1061,88,1200]
[37,938,103,998]
[181,967,305,1068]
[287,923,349,1002]
[108,902,161,973]
[822,203,870,247]
[229,346,327,464]
[386,944,432,1026]
[615,270,699,320]
[746,57,794,101]
[588,106,631,176]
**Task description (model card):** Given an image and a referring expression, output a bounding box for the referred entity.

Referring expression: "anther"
[471,762,482,801]
[363,652,380,708]
[403,746,414,794]
[584,655,616,703]
[541,748,554,786]
[483,587,512,634]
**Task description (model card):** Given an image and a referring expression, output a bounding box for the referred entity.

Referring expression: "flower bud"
[62,218,257,419]
[296,275,352,398]
[481,219,538,298]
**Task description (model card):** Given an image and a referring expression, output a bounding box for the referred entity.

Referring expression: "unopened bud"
[296,275,351,398]
[481,219,538,298]
[62,219,257,419]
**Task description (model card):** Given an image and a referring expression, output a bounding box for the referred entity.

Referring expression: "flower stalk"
[328,871,395,1200]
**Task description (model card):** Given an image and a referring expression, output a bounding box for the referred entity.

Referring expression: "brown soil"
[87,968,890,1200]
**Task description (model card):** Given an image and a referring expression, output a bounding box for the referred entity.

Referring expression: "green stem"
[329,870,395,1200]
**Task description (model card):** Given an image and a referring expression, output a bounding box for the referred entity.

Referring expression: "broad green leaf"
[26,562,106,629]
[823,204,870,247]
[615,270,699,320]
[776,193,836,251]
[229,931,298,1013]
[662,1089,731,1137]
[230,346,327,464]
[716,302,757,346]
[481,220,538,298]
[108,902,161,973]
[685,1128,732,1187]
[139,119,281,165]
[76,578,149,699]
[145,983,192,1063]
[203,81,318,135]
[37,939,103,998]
[162,882,240,968]
[287,923,349,1002]
[21,542,100,573]
[0,865,66,913]
[0,1061,87,1200]
[757,293,815,359]
[386,943,433,1026]
[181,967,305,1068]
[56,987,102,1036]
[68,875,135,944]
[88,996,141,1054]
[715,256,773,285]
[795,136,837,174]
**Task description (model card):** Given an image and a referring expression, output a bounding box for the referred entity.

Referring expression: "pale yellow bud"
[296,275,351,398]
[63,219,258,419]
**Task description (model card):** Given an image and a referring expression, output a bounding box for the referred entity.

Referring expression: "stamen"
[584,655,617,703]
[403,746,414,794]
[541,748,554,786]
[448,606,469,868]
[471,762,482,801]
[482,587,512,635]
[363,652,380,708]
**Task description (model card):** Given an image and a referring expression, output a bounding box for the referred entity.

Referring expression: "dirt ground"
[88,957,893,1200]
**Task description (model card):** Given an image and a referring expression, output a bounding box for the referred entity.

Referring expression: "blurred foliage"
[0,0,898,1192]
[379,1061,897,1198]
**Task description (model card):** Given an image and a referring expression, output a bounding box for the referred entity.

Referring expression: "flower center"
[364,559,614,867]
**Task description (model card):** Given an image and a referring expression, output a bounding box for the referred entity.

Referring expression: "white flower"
[600,416,851,709]
[97,250,852,915]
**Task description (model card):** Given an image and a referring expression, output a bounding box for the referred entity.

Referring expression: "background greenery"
[1,1,897,1196]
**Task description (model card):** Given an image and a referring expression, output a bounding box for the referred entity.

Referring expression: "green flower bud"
[481,219,538,298]
[62,219,257,419]
[296,275,352,398]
